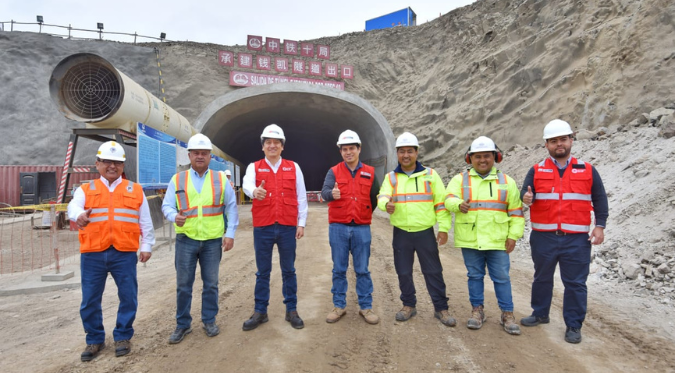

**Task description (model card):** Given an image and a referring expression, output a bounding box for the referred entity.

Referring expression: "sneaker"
[114,340,131,357]
[520,314,550,326]
[243,312,269,331]
[203,322,220,337]
[359,309,380,325]
[467,305,486,330]
[81,343,105,362]
[434,310,457,327]
[501,311,521,335]
[168,327,192,344]
[326,307,347,323]
[286,311,304,329]
[395,306,417,321]
[565,327,582,343]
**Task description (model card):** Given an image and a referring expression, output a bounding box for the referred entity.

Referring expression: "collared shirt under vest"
[530,157,594,233]
[79,179,143,253]
[252,158,298,227]
[173,169,227,240]
[328,162,375,225]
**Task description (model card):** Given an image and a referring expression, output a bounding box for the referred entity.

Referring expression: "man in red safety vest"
[321,130,380,325]
[520,119,609,344]
[241,124,308,331]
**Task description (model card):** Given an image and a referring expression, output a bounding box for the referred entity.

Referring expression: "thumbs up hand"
[459,199,471,214]
[175,210,187,227]
[254,180,267,200]
[385,199,395,214]
[523,185,533,206]
[332,182,341,200]
[76,208,93,229]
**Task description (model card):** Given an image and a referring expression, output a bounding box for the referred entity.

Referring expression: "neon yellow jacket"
[445,167,524,250]
[377,164,451,233]
[173,170,226,240]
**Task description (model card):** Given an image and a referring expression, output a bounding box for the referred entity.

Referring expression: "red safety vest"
[328,162,375,225]
[530,157,594,233]
[79,179,143,253]
[251,159,298,227]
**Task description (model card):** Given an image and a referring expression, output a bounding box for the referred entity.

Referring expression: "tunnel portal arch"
[193,83,397,191]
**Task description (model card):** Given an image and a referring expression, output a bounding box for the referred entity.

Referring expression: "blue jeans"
[530,231,591,328]
[80,247,138,344]
[329,223,374,309]
[253,224,297,313]
[461,248,513,311]
[175,234,222,328]
[392,227,449,312]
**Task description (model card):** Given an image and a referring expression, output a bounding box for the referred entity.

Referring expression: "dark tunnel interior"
[197,88,395,191]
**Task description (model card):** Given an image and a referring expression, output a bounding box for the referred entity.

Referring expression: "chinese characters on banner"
[216,35,354,81]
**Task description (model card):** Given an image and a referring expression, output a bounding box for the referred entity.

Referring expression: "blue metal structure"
[365,7,417,31]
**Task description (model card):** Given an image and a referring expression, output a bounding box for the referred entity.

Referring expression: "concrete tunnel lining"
[193,83,397,191]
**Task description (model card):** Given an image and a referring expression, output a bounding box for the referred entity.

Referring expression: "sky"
[1,0,476,46]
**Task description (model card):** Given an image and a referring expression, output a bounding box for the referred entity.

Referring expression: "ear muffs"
[465,144,504,164]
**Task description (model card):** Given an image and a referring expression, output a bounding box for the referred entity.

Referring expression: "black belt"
[555,230,567,236]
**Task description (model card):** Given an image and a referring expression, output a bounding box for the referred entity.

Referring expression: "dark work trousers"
[530,230,591,329]
[392,227,449,312]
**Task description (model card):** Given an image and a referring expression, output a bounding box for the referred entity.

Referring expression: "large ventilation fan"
[60,61,121,120]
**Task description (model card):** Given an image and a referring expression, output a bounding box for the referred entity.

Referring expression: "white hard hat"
[187,133,213,150]
[224,170,232,176]
[336,130,361,147]
[260,124,286,145]
[469,136,496,154]
[97,141,126,162]
[395,132,419,148]
[543,119,574,140]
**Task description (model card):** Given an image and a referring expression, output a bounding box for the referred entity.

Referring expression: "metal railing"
[0,20,169,44]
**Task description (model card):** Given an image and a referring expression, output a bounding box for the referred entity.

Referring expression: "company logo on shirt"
[538,168,554,173]
[258,168,270,172]
[126,185,133,193]
[360,171,372,177]
[282,167,293,171]
[571,168,585,173]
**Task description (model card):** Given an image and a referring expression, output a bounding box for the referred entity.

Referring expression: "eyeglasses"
[99,159,124,166]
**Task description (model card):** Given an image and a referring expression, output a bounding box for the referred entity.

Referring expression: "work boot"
[359,309,380,325]
[467,305,486,330]
[326,307,346,323]
[243,312,269,331]
[565,327,582,343]
[520,314,550,327]
[81,343,105,362]
[203,322,220,337]
[286,310,304,329]
[114,340,131,357]
[501,311,521,335]
[168,327,192,344]
[434,310,457,327]
[395,306,417,321]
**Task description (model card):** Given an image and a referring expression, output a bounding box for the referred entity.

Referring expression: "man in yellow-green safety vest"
[162,133,238,344]
[377,132,457,327]
[445,136,524,336]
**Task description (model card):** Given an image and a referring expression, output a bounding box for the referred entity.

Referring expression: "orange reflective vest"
[79,179,143,253]
[328,162,374,225]
[530,157,594,233]
[252,159,298,227]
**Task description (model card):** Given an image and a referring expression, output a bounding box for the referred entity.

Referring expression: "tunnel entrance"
[193,83,397,191]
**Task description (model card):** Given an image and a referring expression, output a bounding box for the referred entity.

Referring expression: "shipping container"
[365,7,417,31]
[0,165,98,207]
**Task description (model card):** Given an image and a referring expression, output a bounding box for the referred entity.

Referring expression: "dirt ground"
[2,204,675,373]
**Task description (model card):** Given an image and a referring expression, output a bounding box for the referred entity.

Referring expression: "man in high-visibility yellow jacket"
[377,132,456,327]
[445,136,524,335]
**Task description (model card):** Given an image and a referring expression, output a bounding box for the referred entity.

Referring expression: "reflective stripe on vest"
[390,169,433,203]
[462,171,508,212]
